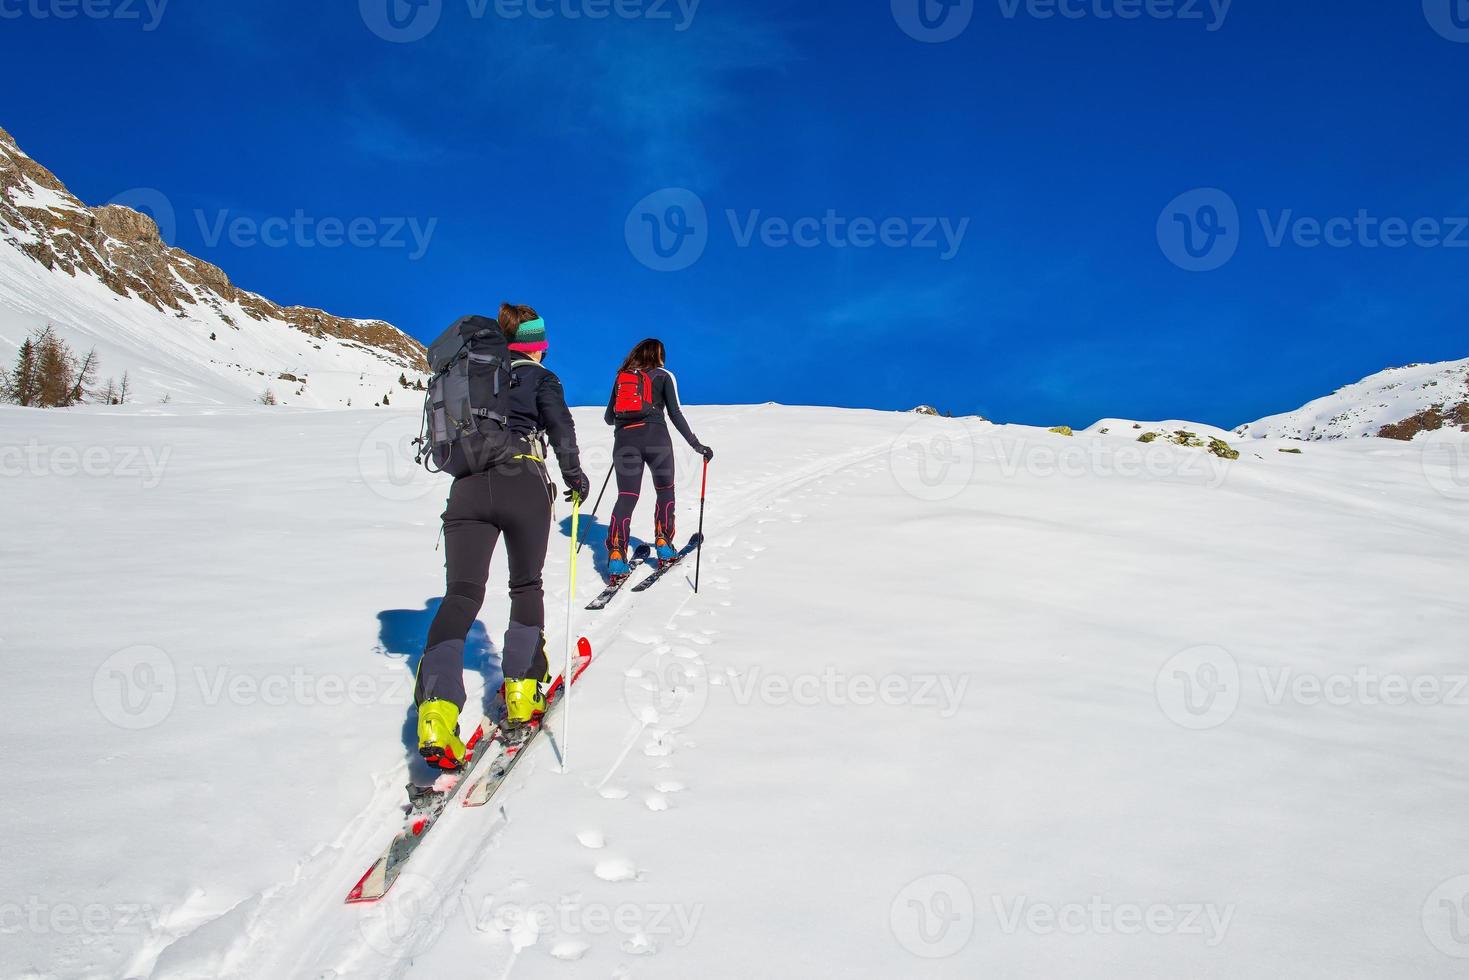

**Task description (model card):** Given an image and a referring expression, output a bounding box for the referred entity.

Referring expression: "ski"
[345,638,593,904]
[631,534,705,593]
[462,639,593,807]
[585,543,652,611]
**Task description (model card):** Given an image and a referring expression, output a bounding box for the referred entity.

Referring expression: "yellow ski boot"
[502,678,548,727]
[417,699,468,771]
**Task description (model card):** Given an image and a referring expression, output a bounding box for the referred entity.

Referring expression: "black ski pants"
[416,457,554,710]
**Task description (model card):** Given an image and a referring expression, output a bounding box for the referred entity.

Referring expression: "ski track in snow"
[138,424,898,979]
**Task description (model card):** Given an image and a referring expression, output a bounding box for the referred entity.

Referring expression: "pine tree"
[1,340,34,405]
[2,337,40,406]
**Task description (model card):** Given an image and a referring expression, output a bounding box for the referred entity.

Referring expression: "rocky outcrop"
[0,126,427,372]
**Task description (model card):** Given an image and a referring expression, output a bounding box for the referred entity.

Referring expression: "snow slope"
[1,406,1467,978]
[0,126,426,409]
[0,246,424,409]
[1237,358,1469,441]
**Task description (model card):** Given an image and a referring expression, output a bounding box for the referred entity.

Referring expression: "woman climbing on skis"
[604,339,713,579]
[414,305,590,771]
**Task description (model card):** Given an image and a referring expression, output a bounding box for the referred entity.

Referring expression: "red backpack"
[613,369,655,420]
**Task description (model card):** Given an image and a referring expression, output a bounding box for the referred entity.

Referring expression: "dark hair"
[620,339,666,373]
[498,302,540,342]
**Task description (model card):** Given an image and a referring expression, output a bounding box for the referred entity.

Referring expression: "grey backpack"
[415,315,519,478]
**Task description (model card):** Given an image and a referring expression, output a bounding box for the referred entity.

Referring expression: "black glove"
[563,471,591,504]
[698,445,714,462]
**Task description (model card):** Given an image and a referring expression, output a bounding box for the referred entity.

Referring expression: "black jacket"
[510,358,584,485]
[604,367,702,450]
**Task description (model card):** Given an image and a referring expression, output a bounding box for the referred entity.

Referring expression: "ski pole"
[575,464,615,556]
[694,458,709,594]
[563,492,581,772]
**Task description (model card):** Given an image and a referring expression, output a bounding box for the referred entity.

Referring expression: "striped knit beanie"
[509,317,548,353]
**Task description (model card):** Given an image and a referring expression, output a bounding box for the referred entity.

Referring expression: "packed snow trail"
[132,408,900,979]
[1,406,1466,978]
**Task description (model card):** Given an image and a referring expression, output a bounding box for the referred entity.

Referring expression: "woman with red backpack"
[604,339,713,578]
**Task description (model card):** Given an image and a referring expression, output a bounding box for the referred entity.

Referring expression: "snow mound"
[1237,358,1469,441]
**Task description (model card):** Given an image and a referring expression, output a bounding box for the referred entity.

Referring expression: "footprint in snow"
[577,830,607,849]
[645,794,670,812]
[654,780,686,794]
[550,940,591,961]
[594,858,640,882]
[622,932,659,955]
[599,786,630,800]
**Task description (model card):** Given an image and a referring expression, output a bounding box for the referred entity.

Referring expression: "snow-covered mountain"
[1237,358,1469,442]
[0,124,427,408]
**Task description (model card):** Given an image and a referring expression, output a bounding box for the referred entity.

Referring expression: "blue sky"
[3,0,1467,425]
